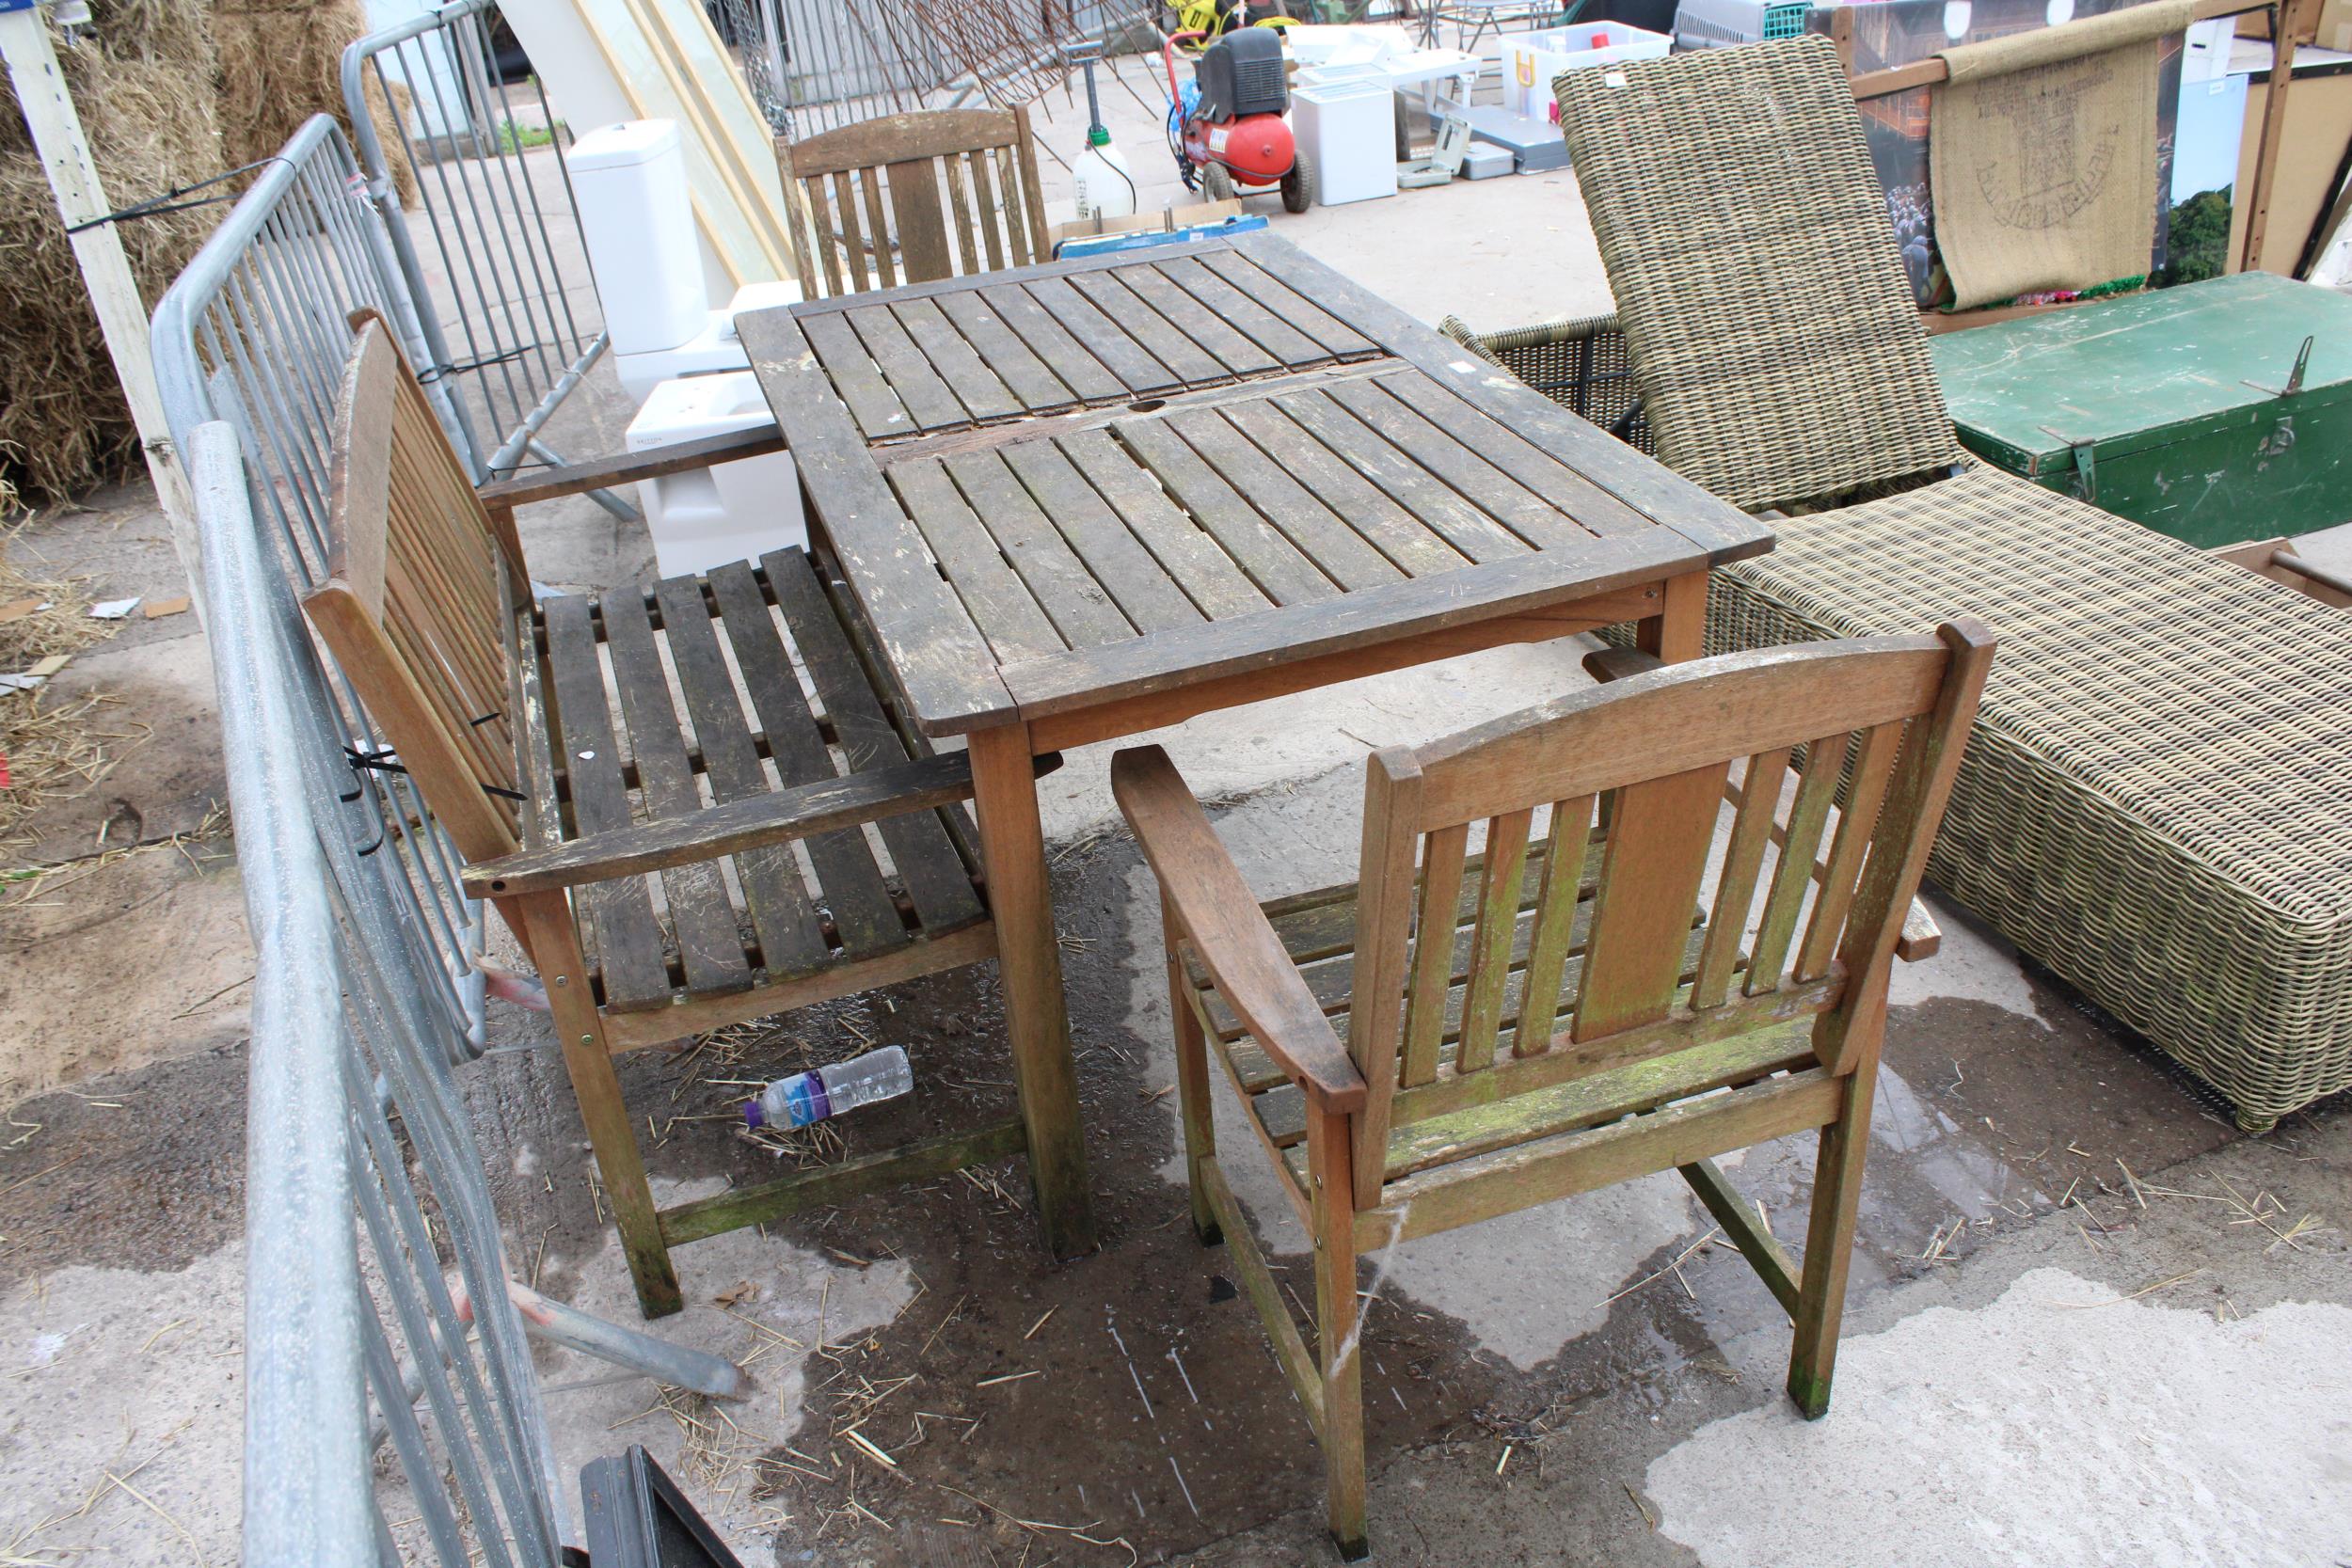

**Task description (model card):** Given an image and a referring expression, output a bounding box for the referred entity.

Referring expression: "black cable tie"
[469,710,503,727]
[355,832,386,858]
[417,345,536,385]
[481,784,527,802]
[344,744,409,777]
[64,154,287,236]
[339,787,363,804]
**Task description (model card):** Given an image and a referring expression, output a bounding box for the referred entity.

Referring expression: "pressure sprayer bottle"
[746,1046,913,1129]
[1070,48,1137,222]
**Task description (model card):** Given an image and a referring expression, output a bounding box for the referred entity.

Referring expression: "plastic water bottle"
[745,1046,913,1130]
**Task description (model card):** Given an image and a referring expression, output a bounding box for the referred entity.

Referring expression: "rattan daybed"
[1447,36,2352,1130]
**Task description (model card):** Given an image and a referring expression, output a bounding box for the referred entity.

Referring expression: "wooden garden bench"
[303,316,1078,1317]
[778,107,1053,298]
[1116,622,1993,1558]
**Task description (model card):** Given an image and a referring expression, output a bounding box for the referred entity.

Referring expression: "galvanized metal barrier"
[341,0,618,505]
[151,113,487,1053]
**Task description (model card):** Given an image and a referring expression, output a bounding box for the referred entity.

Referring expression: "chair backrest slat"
[304,317,524,865]
[780,108,1049,301]
[1348,629,1994,1139]
[1551,37,1965,512]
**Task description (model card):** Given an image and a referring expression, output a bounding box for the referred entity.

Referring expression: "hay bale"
[212,0,418,205]
[0,0,225,506]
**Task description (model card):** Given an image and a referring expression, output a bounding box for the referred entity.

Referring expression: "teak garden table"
[739,231,1770,1259]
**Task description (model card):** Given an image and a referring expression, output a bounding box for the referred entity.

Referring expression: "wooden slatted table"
[739,231,1772,1257]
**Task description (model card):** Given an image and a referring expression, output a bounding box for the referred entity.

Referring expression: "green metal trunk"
[1931,273,2352,548]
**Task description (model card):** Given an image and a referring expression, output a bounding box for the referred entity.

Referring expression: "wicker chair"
[1454,35,2352,1130]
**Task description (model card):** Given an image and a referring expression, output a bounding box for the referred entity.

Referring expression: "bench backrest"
[304,316,528,864]
[1343,625,1992,1159]
[779,107,1052,297]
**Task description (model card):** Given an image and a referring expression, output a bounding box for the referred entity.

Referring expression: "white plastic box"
[624,371,803,578]
[565,119,708,356]
[1292,77,1399,206]
[1498,23,1673,123]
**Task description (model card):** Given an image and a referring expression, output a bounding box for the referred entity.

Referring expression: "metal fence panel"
[151,115,486,1054]
[343,0,608,483]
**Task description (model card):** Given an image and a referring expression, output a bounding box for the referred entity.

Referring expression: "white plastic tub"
[1498,23,1672,122]
[624,371,803,578]
[1291,78,1398,206]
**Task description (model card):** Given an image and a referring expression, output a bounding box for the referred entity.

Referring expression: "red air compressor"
[1163,26,1315,214]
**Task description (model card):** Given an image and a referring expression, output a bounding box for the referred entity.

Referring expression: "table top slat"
[1069,269,1231,387]
[1112,417,1342,609]
[1112,261,1279,375]
[1023,276,1183,395]
[1216,399,1488,575]
[935,290,1076,413]
[1000,439,1206,633]
[1159,406,1409,591]
[888,459,1067,664]
[1383,369,1654,538]
[846,303,971,430]
[1199,248,1380,358]
[802,309,914,442]
[1270,387,1535,565]
[1057,429,1276,622]
[1322,375,1596,551]
[1152,255,1328,366]
[738,309,1013,732]
[894,296,1024,422]
[946,450,1138,648]
[977,281,1129,403]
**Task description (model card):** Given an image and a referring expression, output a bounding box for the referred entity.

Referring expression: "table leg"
[967,721,1098,1259]
[1636,569,1708,664]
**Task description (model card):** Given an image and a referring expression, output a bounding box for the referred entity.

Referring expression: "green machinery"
[1931,272,2352,548]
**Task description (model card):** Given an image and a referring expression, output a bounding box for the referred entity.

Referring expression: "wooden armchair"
[778,107,1054,298]
[1115,623,1994,1559]
[302,317,1090,1318]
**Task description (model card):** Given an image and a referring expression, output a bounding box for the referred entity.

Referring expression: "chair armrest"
[464,749,1056,897]
[1583,647,1943,962]
[1111,746,1366,1115]
[474,424,787,511]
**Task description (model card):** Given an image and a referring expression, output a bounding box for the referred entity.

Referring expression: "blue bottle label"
[786,1073,832,1127]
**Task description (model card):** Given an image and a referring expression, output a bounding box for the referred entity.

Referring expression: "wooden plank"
[1324,376,1595,550]
[1232,232,1772,564]
[475,424,787,510]
[1271,388,1530,563]
[1070,269,1229,386]
[799,309,914,441]
[1376,370,1652,538]
[1679,1156,1801,1319]
[1057,429,1271,621]
[598,589,753,996]
[1024,277,1182,394]
[704,560,905,958]
[1110,416,1338,607]
[1796,720,1902,983]
[847,303,970,430]
[1198,247,1380,356]
[787,108,1024,177]
[833,170,873,293]
[1744,734,1846,997]
[1402,822,1469,1086]
[941,150,981,277]
[889,459,1066,662]
[895,297,1022,421]
[975,281,1128,403]
[964,149,1007,273]
[660,1119,1026,1245]
[857,167,898,290]
[789,234,1234,316]
[1512,796,1595,1056]
[1218,398,1486,573]
[1163,407,1405,592]
[1573,763,1725,1040]
[999,438,1202,633]
[539,593,670,1006]
[650,577,826,974]
[1112,261,1278,374]
[1454,808,1534,1074]
[1200,1162,1326,1431]
[884,156,954,283]
[1694,748,1789,1010]
[768,554,987,936]
[946,451,1136,648]
[738,309,1012,735]
[935,290,1074,412]
[1154,254,1327,364]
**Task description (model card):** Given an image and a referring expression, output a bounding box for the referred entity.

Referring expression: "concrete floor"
[3,50,2351,1567]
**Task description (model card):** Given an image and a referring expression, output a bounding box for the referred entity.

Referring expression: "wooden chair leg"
[1787,1053,1883,1418]
[1163,895,1221,1246]
[966,723,1098,1259]
[507,892,683,1319]
[1309,1108,1368,1560]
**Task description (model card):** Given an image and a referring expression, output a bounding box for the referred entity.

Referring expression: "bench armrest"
[465,749,1056,897]
[1112,746,1367,1115]
[474,425,787,512]
[1582,646,1943,962]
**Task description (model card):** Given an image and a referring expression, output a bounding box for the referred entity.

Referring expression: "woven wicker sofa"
[1446,37,2352,1130]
